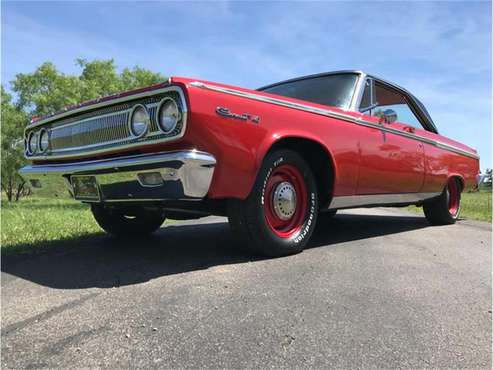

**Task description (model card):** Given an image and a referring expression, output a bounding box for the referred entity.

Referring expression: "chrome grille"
[25,87,187,159]
[50,110,131,152]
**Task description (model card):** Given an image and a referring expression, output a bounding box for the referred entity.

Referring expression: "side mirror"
[379,109,397,124]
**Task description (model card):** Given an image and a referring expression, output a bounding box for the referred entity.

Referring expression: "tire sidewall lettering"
[293,192,316,244]
[260,157,283,206]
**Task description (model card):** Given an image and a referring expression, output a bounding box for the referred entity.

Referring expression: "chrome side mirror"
[379,109,397,124]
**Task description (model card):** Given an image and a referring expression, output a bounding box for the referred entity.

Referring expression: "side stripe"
[190,81,479,160]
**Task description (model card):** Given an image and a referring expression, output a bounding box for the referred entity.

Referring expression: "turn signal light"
[137,172,164,187]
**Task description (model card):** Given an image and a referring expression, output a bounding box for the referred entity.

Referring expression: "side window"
[371,83,424,129]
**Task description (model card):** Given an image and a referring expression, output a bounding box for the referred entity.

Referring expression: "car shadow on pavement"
[1,213,429,290]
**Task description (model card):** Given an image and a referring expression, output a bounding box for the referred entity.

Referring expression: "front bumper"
[19,150,216,202]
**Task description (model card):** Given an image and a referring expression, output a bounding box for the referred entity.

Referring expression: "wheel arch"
[447,174,465,192]
[257,135,337,208]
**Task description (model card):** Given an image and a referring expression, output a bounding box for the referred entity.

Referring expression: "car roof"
[258,70,438,134]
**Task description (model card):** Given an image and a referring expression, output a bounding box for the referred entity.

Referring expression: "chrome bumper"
[19,150,216,202]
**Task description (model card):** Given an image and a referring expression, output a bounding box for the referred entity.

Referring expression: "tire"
[318,209,337,222]
[91,205,166,236]
[423,178,461,225]
[228,149,318,257]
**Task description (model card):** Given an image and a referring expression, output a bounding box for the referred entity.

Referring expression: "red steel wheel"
[423,177,462,225]
[227,149,319,257]
[263,164,308,238]
[447,178,460,216]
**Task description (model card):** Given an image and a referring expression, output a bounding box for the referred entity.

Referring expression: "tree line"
[1,59,165,201]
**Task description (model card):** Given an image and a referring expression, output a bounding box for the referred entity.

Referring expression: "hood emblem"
[216,107,260,124]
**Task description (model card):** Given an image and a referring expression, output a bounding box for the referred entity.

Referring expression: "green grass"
[407,191,492,222]
[2,191,491,256]
[1,197,103,255]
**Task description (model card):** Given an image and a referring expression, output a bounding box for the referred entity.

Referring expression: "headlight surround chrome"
[156,97,181,134]
[38,128,49,153]
[128,104,150,138]
[27,131,38,155]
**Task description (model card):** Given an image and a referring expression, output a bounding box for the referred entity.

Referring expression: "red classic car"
[20,71,480,256]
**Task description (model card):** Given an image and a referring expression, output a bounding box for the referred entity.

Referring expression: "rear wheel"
[423,178,461,225]
[91,205,166,236]
[228,149,318,257]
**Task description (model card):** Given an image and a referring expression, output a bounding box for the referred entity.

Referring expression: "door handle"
[402,126,415,134]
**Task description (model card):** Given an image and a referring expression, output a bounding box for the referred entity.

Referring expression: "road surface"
[2,208,491,369]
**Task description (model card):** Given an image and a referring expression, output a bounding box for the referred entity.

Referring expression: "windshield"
[259,73,359,109]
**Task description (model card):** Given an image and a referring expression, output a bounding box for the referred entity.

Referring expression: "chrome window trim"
[25,86,188,161]
[259,70,438,134]
[349,72,367,111]
[328,192,442,210]
[365,75,438,133]
[190,81,478,160]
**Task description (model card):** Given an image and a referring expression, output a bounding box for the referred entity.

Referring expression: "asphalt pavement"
[1,208,491,369]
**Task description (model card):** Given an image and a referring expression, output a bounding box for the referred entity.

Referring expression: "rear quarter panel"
[417,129,479,192]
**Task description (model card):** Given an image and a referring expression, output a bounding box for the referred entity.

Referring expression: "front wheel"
[91,205,166,236]
[423,178,461,225]
[228,149,318,257]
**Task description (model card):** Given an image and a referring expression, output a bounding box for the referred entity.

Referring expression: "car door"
[356,79,425,194]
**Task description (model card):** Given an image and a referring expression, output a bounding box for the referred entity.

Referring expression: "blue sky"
[2,1,491,169]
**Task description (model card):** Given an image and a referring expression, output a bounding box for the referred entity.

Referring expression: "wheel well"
[450,175,465,192]
[268,137,335,207]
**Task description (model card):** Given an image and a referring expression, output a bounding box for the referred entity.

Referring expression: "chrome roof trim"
[189,81,479,160]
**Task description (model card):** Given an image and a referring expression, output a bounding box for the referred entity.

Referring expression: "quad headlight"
[156,97,181,134]
[129,104,150,138]
[27,131,39,155]
[39,129,49,153]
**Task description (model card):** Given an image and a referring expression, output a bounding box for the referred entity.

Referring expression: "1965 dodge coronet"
[20,71,480,256]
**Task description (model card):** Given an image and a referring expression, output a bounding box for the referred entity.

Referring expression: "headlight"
[129,104,150,138]
[27,131,38,155]
[156,97,181,134]
[38,129,49,153]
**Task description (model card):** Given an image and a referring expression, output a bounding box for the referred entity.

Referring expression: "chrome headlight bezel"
[128,104,150,138]
[27,131,38,155]
[156,97,181,134]
[38,128,49,154]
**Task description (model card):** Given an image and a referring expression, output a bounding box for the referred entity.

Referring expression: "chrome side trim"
[328,192,441,210]
[19,150,216,201]
[189,81,479,160]
[26,86,188,161]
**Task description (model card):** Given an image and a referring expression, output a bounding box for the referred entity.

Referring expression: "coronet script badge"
[216,107,260,124]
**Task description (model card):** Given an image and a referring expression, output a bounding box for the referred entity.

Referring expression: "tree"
[12,59,165,117]
[480,169,492,189]
[1,87,29,201]
[3,59,166,201]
